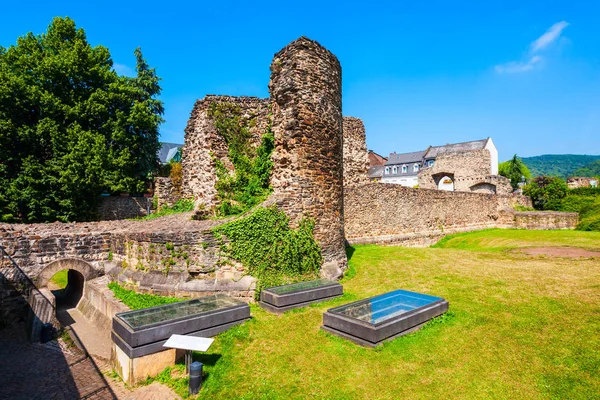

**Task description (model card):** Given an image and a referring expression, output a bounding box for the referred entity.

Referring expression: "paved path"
[57,307,112,360]
[0,319,180,399]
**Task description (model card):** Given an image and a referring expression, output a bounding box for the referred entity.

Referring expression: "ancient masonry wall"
[474,175,513,195]
[514,211,578,230]
[154,177,179,210]
[343,184,575,246]
[98,197,152,220]
[268,37,347,279]
[419,149,492,190]
[181,95,270,209]
[342,117,370,186]
[0,216,255,300]
[0,229,111,279]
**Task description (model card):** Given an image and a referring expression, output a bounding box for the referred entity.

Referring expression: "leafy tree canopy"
[499,154,531,189]
[523,176,569,210]
[0,17,164,223]
[573,160,600,178]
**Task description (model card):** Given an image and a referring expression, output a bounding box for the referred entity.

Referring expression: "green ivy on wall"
[208,102,274,217]
[213,205,322,298]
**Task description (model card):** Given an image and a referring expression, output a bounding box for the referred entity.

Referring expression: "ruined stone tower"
[268,37,348,278]
[342,117,370,186]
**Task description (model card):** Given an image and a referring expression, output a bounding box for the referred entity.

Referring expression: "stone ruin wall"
[154,177,179,210]
[268,37,347,278]
[567,177,598,189]
[181,95,270,210]
[178,38,350,278]
[98,196,153,220]
[344,184,575,247]
[342,117,370,187]
[418,149,512,195]
[513,211,579,230]
[0,216,255,301]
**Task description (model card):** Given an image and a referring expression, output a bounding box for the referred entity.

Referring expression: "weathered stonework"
[418,149,512,194]
[154,177,181,210]
[77,276,130,332]
[343,117,370,186]
[0,214,253,297]
[514,211,578,230]
[567,177,598,189]
[269,37,347,278]
[344,184,576,246]
[181,95,270,210]
[98,196,153,220]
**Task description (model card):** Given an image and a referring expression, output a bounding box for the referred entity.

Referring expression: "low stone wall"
[110,230,222,277]
[27,288,58,342]
[343,184,574,246]
[77,275,130,332]
[98,197,152,220]
[344,184,512,245]
[0,215,247,297]
[107,265,255,302]
[514,212,578,230]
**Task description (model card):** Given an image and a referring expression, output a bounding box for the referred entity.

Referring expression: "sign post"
[163,335,214,374]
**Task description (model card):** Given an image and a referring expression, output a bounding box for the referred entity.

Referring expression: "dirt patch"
[516,247,600,258]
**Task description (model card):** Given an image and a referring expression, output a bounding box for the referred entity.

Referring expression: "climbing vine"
[208,102,274,217]
[212,205,322,298]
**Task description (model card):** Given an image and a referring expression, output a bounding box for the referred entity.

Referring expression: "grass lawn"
[50,269,68,289]
[108,282,185,309]
[143,229,600,399]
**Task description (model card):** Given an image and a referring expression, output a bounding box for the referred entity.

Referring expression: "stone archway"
[470,182,497,194]
[37,258,98,288]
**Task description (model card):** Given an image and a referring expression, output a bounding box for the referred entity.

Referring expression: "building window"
[414,164,419,172]
[392,166,397,174]
[385,167,389,175]
[402,165,407,174]
[428,160,434,167]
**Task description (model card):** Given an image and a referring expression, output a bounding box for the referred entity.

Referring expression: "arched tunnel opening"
[48,269,85,309]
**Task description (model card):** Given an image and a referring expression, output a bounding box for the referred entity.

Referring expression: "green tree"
[0,17,163,222]
[573,160,600,178]
[499,154,531,189]
[523,176,569,210]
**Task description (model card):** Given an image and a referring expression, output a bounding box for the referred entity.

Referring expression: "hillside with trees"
[521,155,600,178]
[573,160,600,177]
[0,17,163,223]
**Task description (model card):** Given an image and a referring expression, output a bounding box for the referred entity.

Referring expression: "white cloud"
[495,55,542,74]
[530,21,569,53]
[114,63,135,77]
[494,21,568,74]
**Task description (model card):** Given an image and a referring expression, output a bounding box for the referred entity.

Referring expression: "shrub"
[213,205,322,299]
[169,162,183,194]
[208,102,274,217]
[108,282,184,309]
[523,176,568,210]
[140,198,194,220]
[569,186,600,196]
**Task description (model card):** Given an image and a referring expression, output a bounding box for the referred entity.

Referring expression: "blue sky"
[1,1,599,160]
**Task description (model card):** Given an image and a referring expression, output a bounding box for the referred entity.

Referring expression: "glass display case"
[112,294,250,358]
[259,279,343,314]
[321,289,448,347]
